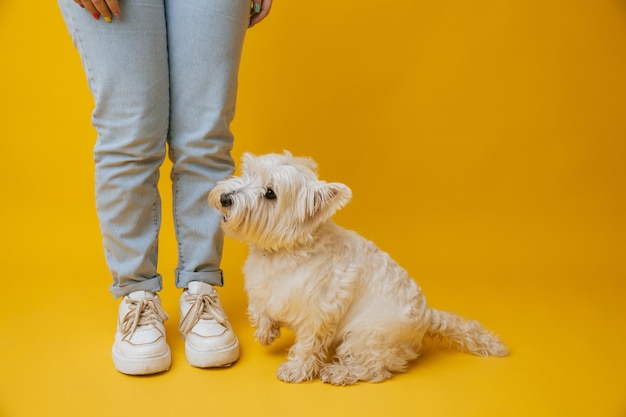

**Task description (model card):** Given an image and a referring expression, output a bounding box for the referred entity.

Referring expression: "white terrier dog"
[209,151,508,385]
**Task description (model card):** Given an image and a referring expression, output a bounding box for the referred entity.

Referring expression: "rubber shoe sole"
[112,345,171,375]
[185,338,239,368]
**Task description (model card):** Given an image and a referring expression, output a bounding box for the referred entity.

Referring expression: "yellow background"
[1,1,625,416]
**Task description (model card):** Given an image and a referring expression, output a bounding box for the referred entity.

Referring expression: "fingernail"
[254,3,261,13]
[104,16,112,23]
[79,4,85,8]
[92,13,100,20]
[114,13,122,19]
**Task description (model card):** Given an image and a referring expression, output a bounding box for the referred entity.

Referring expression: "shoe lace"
[120,298,169,341]
[179,291,227,338]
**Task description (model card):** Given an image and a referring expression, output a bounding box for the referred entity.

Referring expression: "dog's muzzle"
[220,193,234,208]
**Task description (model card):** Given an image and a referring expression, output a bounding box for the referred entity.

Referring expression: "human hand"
[73,0,121,23]
[249,0,273,28]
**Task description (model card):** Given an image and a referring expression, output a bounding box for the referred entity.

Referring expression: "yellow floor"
[2,1,625,416]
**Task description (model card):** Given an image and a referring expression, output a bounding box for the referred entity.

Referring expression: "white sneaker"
[112,291,171,375]
[179,282,239,368]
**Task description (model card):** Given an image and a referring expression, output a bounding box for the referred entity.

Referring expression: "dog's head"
[209,151,352,251]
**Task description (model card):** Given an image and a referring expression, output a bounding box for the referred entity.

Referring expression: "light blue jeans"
[59,0,250,298]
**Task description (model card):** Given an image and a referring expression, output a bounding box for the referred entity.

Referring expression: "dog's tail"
[427,308,508,357]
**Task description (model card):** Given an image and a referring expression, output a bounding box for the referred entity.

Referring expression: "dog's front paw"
[255,325,281,346]
[276,361,315,383]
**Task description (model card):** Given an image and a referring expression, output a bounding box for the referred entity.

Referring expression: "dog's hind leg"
[320,331,418,385]
[276,330,336,383]
[427,308,508,357]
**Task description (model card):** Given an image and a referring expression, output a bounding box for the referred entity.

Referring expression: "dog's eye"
[264,188,277,200]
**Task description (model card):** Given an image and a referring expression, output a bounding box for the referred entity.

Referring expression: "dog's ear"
[241,152,257,165]
[283,151,318,175]
[307,182,352,218]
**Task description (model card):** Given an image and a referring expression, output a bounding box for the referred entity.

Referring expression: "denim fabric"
[59,0,250,298]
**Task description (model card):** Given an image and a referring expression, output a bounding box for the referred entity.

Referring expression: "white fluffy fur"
[209,151,508,385]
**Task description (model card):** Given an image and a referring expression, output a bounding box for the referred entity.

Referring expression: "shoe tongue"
[127,290,156,300]
[188,281,213,295]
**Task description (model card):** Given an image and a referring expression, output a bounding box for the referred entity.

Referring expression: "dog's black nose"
[220,193,233,208]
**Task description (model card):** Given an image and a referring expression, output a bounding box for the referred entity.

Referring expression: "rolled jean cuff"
[176,269,224,289]
[110,275,164,299]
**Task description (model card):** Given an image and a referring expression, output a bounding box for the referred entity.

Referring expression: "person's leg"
[58,0,171,374]
[59,0,169,298]
[165,0,250,367]
[166,0,250,289]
